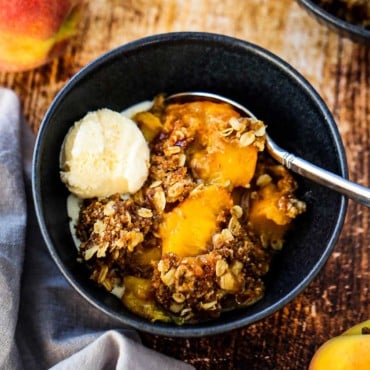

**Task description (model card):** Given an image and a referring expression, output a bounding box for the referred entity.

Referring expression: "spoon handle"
[266,137,370,207]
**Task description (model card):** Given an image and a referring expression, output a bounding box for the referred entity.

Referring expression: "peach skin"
[0,0,83,72]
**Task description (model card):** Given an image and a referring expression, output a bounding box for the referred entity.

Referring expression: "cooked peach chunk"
[248,183,292,248]
[130,245,161,266]
[163,101,263,188]
[133,111,163,142]
[163,101,239,136]
[159,185,233,257]
[191,141,258,188]
[122,275,171,322]
[250,183,292,226]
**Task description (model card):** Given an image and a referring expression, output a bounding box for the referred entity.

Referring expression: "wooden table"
[1,1,369,368]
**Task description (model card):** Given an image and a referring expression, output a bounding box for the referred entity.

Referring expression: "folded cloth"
[0,88,194,370]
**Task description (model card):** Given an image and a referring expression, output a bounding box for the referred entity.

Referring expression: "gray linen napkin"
[0,88,194,370]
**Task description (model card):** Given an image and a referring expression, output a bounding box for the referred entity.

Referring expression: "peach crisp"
[69,96,306,324]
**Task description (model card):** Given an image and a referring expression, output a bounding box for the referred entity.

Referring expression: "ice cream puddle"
[121,100,152,119]
[67,194,82,249]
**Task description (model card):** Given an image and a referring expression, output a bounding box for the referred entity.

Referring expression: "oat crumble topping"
[72,97,306,324]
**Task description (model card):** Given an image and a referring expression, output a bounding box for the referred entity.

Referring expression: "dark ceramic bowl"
[297,0,370,44]
[32,32,347,337]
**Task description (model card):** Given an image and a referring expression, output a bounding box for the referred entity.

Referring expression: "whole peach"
[309,320,370,370]
[0,0,83,72]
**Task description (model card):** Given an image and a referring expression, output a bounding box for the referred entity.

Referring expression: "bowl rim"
[32,31,348,337]
[297,0,370,41]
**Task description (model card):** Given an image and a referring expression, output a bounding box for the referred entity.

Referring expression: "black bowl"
[32,32,347,337]
[297,0,370,44]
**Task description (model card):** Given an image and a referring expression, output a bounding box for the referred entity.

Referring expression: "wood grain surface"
[1,1,369,369]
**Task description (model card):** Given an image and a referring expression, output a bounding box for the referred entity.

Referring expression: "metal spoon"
[166,91,370,207]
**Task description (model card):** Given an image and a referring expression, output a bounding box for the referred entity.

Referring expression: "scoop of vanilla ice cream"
[60,108,150,198]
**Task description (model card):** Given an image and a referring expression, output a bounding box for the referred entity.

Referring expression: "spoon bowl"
[167,91,370,207]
